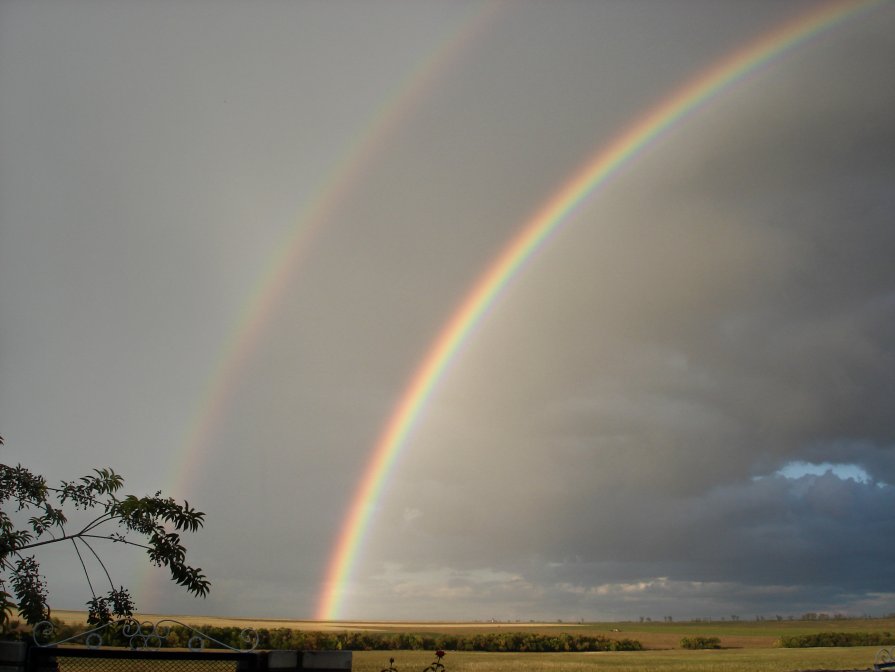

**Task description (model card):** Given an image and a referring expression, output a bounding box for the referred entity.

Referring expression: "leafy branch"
[0,436,210,629]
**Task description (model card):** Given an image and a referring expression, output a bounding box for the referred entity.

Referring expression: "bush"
[779,631,895,648]
[680,636,721,649]
[22,622,644,653]
[166,627,639,652]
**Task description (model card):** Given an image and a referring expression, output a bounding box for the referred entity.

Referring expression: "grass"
[352,647,881,672]
[49,611,895,640]
[47,611,895,670]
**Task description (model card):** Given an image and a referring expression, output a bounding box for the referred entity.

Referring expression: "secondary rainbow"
[164,2,501,501]
[316,0,887,621]
[142,3,502,601]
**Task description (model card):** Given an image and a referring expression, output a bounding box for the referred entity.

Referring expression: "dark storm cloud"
[360,3,895,619]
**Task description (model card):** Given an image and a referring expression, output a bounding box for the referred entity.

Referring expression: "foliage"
[20,621,644,652]
[110,626,642,652]
[0,435,209,629]
[680,635,721,649]
[779,631,895,647]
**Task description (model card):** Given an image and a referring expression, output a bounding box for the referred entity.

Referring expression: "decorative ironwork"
[876,647,895,670]
[33,618,259,652]
[380,656,398,672]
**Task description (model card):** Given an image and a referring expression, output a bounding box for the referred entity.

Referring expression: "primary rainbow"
[316,0,886,621]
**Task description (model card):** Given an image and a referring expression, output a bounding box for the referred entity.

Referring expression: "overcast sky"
[2,0,895,623]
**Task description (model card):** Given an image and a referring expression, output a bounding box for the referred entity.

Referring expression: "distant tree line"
[779,631,895,648]
[642,613,889,624]
[17,620,642,652]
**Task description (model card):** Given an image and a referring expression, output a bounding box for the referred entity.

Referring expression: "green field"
[343,619,895,671]
[306,617,895,652]
[541,618,895,650]
[352,647,876,672]
[48,612,895,670]
[352,647,880,672]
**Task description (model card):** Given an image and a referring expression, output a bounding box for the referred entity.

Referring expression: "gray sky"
[2,0,894,622]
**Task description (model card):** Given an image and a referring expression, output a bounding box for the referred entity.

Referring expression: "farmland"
[49,612,895,670]
[352,647,880,672]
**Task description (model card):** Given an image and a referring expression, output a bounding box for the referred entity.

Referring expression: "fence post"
[299,651,352,672]
[0,641,27,672]
[267,651,300,671]
[266,650,351,672]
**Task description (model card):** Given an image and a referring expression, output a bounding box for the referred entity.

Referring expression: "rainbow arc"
[315,0,885,621]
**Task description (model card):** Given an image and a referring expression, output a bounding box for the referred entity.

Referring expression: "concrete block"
[300,650,352,670]
[0,642,27,664]
[267,650,300,670]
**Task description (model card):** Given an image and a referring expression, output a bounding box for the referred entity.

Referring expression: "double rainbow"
[145,3,501,601]
[315,0,885,621]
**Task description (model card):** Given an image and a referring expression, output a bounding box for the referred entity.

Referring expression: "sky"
[1,0,894,623]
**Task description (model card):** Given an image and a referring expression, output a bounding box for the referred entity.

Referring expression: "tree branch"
[70,539,96,600]
[78,537,115,591]
[3,456,210,627]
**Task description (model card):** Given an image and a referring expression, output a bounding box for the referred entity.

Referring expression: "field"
[352,647,880,672]
[50,612,895,671]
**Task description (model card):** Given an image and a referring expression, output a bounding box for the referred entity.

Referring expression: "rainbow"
[165,2,501,501]
[143,3,502,600]
[316,0,886,620]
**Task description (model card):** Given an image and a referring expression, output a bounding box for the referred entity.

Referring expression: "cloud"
[354,7,895,619]
[2,1,894,622]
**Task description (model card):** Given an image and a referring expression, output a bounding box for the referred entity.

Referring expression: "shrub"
[680,636,721,649]
[23,622,644,653]
[779,631,895,648]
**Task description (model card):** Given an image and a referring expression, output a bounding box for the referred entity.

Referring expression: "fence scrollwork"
[33,618,259,652]
[876,647,895,670]
[33,620,111,649]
